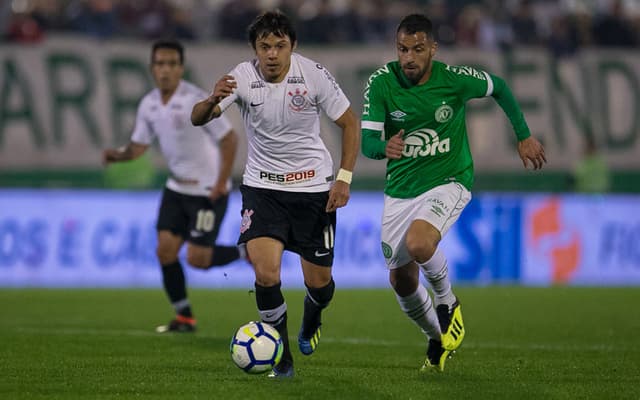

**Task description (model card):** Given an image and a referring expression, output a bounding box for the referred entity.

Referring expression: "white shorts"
[381,182,471,269]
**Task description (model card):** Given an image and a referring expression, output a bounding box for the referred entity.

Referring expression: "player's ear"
[431,41,438,56]
[291,39,297,51]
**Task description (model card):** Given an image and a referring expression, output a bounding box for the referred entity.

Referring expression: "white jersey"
[218,53,350,192]
[132,80,233,197]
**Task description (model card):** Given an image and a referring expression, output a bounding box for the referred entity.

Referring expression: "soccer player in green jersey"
[361,14,546,372]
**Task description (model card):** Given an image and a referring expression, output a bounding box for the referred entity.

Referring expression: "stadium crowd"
[2,0,639,57]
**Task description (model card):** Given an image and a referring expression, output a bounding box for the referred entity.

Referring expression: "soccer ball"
[230,321,283,374]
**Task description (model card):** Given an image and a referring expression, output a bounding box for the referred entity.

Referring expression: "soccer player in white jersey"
[103,40,241,333]
[192,11,359,378]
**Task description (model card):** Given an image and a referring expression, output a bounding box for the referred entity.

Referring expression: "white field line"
[10,327,627,352]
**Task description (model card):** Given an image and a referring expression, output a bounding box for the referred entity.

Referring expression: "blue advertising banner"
[1,190,638,287]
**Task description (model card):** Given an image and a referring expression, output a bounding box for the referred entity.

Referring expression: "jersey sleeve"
[450,65,493,102]
[489,73,531,141]
[360,71,387,160]
[130,98,155,145]
[314,64,350,122]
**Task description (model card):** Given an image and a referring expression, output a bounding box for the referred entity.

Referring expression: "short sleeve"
[314,64,350,122]
[130,98,154,144]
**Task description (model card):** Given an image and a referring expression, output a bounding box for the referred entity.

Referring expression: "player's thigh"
[289,191,336,268]
[247,237,285,286]
[414,182,471,237]
[380,195,418,269]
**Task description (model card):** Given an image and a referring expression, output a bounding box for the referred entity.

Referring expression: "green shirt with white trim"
[361,60,531,198]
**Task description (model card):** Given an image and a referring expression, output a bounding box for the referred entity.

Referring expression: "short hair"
[397,14,434,40]
[248,10,297,49]
[151,40,185,64]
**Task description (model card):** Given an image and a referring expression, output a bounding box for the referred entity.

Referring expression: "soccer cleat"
[420,339,451,372]
[155,315,196,333]
[436,298,465,351]
[298,325,321,355]
[267,359,294,379]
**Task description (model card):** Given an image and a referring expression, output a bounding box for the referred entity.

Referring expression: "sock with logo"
[255,281,292,364]
[161,260,192,318]
[417,248,456,308]
[209,245,240,266]
[301,278,335,338]
[396,284,441,340]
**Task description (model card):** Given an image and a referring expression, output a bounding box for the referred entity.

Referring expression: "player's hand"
[209,181,229,202]
[517,136,546,170]
[207,75,237,105]
[386,129,404,159]
[326,181,350,212]
[102,149,119,165]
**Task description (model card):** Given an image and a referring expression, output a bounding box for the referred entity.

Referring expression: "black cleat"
[421,339,451,372]
[436,298,465,351]
[155,316,196,333]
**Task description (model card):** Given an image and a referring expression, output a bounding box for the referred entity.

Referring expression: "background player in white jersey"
[192,11,359,378]
[103,40,241,333]
[361,15,546,371]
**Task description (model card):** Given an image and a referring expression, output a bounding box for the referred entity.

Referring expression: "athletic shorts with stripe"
[238,184,336,267]
[381,182,471,269]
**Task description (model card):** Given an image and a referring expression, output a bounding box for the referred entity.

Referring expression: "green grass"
[1,287,639,399]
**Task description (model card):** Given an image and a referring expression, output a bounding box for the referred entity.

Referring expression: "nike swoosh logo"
[250,101,264,106]
[190,230,204,237]
[314,250,331,257]
[265,312,276,319]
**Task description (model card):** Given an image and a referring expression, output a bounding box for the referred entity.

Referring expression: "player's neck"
[159,86,178,104]
[417,63,434,85]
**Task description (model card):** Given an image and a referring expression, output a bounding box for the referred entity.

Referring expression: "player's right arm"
[361,68,390,160]
[191,75,237,126]
[102,142,149,165]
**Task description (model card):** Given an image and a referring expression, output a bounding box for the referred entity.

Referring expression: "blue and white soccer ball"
[230,321,283,374]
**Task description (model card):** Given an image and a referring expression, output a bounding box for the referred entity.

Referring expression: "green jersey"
[361,60,531,198]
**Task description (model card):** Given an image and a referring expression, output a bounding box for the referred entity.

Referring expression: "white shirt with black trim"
[218,52,350,192]
[132,80,233,197]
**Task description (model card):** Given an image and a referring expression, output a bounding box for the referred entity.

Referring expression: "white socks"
[395,284,441,340]
[418,248,456,308]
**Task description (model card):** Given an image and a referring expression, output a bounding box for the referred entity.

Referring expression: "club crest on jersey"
[240,209,254,234]
[435,103,453,123]
[288,88,309,112]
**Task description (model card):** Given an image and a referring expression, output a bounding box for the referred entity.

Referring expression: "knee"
[187,254,209,269]
[405,235,437,263]
[156,246,177,266]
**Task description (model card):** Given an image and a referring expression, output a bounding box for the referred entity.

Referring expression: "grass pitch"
[1,287,639,399]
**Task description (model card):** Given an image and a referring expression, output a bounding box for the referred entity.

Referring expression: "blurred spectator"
[511,0,539,46]
[592,0,636,47]
[67,0,117,39]
[572,136,611,193]
[0,0,639,50]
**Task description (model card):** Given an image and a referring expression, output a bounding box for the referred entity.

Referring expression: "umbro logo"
[390,110,406,121]
[250,101,264,107]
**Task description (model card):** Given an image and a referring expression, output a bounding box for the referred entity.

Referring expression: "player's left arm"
[209,129,238,201]
[490,74,547,170]
[327,106,360,212]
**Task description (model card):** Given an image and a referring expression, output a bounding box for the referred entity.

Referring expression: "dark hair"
[248,10,297,49]
[397,14,434,39]
[151,40,185,64]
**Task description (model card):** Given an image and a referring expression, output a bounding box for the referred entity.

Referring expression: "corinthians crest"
[288,88,309,111]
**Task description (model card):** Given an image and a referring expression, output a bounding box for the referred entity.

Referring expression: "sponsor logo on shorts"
[259,169,316,184]
[381,242,393,258]
[240,209,254,234]
[426,198,450,217]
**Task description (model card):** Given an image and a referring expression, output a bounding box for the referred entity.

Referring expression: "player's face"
[151,48,184,92]
[397,30,437,85]
[254,33,295,83]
